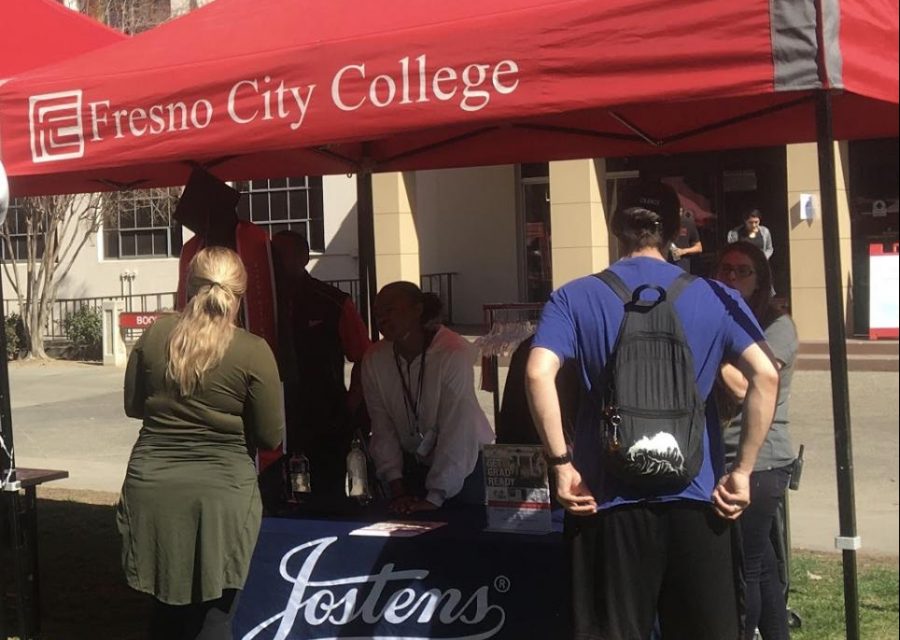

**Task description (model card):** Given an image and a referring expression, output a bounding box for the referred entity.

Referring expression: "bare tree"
[1,194,103,359]
[2,186,178,360]
[0,1,179,360]
[77,0,172,34]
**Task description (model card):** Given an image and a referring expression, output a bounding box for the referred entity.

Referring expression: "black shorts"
[566,501,742,640]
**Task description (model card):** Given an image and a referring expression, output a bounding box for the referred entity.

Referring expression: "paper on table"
[349,520,447,537]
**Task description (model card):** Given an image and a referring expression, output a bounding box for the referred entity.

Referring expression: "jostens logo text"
[240,536,508,640]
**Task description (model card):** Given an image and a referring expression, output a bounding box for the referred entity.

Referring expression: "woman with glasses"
[714,241,797,640]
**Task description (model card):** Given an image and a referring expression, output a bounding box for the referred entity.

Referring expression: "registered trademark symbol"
[493,575,511,593]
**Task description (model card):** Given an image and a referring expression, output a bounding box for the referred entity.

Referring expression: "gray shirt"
[724,314,798,470]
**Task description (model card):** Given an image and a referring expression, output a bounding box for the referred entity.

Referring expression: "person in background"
[497,335,579,447]
[715,241,798,640]
[669,207,703,272]
[526,180,779,640]
[728,207,774,261]
[362,282,494,514]
[270,230,371,501]
[119,247,283,640]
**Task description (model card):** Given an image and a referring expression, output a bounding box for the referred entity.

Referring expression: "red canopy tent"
[0,0,124,82]
[0,0,895,196]
[0,3,896,638]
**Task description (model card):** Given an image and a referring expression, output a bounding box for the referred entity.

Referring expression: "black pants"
[149,589,241,640]
[566,501,741,640]
[739,467,792,640]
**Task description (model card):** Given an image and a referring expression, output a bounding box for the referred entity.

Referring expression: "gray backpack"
[593,270,705,492]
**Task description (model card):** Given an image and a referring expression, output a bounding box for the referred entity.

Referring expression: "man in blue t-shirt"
[526,180,779,640]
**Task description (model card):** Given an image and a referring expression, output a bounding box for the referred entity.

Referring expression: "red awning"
[0,0,125,81]
[0,0,896,196]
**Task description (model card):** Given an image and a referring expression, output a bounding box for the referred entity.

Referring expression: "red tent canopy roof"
[1,0,896,196]
[0,0,125,81]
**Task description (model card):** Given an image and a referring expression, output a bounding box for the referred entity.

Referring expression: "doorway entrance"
[519,163,552,303]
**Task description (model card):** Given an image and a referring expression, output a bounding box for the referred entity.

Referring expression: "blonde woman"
[119,246,283,639]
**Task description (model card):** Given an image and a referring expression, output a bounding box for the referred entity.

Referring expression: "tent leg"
[0,268,16,478]
[356,171,379,342]
[1,262,25,639]
[814,89,860,640]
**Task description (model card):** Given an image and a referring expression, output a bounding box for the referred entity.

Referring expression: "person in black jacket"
[271,231,371,501]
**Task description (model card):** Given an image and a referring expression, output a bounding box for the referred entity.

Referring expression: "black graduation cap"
[173,168,240,247]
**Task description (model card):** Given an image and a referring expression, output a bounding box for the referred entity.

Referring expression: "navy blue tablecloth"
[235,507,568,640]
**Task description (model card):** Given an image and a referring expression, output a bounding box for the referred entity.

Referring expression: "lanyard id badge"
[394,335,438,459]
[394,346,426,443]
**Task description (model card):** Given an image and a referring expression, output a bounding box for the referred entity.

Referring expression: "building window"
[1,199,45,262]
[103,189,181,259]
[235,177,325,251]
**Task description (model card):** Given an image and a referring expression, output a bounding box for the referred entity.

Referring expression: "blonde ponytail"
[167,246,247,396]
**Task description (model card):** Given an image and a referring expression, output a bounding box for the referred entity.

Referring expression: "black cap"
[612,180,681,241]
[173,168,240,243]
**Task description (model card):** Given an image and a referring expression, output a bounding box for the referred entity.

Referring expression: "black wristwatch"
[545,452,572,467]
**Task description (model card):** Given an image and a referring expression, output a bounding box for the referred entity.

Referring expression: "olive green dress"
[118,315,283,605]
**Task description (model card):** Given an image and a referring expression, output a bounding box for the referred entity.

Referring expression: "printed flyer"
[349,521,447,538]
[483,444,552,534]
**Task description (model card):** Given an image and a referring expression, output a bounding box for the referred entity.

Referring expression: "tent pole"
[356,170,379,342]
[0,266,16,480]
[814,89,860,640]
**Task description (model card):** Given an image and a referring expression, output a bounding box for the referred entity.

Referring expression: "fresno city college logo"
[241,536,508,640]
[29,90,85,163]
[23,56,522,166]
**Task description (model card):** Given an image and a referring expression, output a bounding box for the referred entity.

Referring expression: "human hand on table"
[554,463,596,516]
[389,496,438,514]
[388,494,418,514]
[405,499,439,513]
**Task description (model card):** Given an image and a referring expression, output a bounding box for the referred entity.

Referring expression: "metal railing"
[324,278,361,312]
[420,272,457,324]
[4,292,177,341]
[324,272,457,324]
[4,271,457,341]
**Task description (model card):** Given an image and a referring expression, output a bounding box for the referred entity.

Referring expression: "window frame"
[102,189,182,260]
[235,176,325,251]
[1,199,47,262]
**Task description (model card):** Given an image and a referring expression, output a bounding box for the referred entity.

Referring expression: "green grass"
[789,551,899,640]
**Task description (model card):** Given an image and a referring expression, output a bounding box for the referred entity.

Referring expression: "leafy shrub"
[64,306,103,360]
[5,313,25,360]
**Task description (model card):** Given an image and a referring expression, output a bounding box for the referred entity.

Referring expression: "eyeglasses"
[717,264,755,279]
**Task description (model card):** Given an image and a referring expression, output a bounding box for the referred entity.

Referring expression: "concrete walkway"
[6,358,898,556]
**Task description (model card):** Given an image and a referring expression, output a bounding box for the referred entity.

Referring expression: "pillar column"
[787,142,854,340]
[372,172,420,291]
[102,300,126,366]
[549,159,612,288]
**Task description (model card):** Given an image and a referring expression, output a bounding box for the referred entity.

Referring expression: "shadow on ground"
[3,489,147,640]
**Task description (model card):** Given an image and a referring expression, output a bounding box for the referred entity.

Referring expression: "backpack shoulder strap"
[665,272,697,304]
[593,270,631,304]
